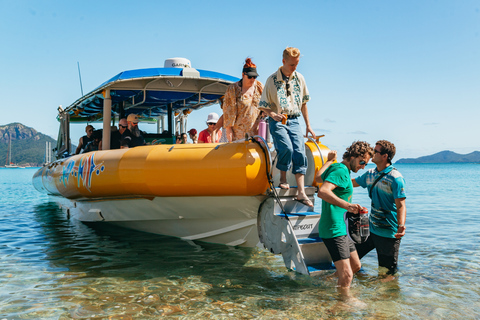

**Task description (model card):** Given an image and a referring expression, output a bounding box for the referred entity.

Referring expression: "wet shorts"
[322,235,356,262]
[355,233,401,274]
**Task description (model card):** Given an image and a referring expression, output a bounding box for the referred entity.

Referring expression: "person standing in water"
[353,140,407,277]
[317,141,373,297]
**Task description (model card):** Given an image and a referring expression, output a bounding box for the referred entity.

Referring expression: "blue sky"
[1,0,479,160]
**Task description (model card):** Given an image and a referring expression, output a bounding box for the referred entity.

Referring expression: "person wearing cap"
[118,118,128,136]
[198,113,222,143]
[259,47,315,207]
[99,118,128,150]
[75,124,95,154]
[188,128,198,144]
[121,114,146,147]
[82,129,102,153]
[222,58,264,142]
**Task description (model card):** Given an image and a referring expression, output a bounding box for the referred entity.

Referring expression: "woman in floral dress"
[222,58,264,142]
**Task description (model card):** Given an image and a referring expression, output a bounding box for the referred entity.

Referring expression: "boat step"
[306,263,336,274]
[297,236,323,245]
[275,211,321,218]
[272,196,317,214]
[273,186,317,197]
[258,198,333,276]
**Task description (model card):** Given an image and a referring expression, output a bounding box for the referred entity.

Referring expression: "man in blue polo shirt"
[353,140,407,276]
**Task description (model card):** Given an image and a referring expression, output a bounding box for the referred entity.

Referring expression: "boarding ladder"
[257,186,333,276]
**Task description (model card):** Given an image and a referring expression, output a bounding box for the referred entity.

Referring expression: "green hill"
[396,150,480,164]
[0,123,56,166]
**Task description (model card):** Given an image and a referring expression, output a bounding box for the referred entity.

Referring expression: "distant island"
[396,150,480,164]
[1,122,56,166]
[2,122,479,166]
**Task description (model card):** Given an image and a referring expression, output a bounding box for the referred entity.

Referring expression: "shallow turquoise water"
[0,164,479,319]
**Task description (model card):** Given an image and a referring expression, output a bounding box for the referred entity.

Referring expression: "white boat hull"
[54,195,268,247]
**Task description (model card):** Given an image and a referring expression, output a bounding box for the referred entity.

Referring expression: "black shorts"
[322,235,356,262]
[355,233,401,274]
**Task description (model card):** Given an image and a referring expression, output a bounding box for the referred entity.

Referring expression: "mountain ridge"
[396,150,480,164]
[2,122,479,165]
[1,122,56,166]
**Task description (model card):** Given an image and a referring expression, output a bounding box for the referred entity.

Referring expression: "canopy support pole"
[167,103,173,136]
[102,89,112,150]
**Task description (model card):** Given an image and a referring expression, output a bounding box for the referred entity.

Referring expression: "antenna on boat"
[77,61,84,96]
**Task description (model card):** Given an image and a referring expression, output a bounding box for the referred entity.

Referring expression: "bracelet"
[398,224,405,227]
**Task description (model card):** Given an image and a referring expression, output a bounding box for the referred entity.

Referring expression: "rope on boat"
[250,136,289,220]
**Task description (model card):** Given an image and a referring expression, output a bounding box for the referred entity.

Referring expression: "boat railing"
[250,135,273,177]
[306,135,325,165]
[250,135,290,217]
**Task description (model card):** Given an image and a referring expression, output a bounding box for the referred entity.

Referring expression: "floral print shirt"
[259,67,310,116]
[223,80,264,141]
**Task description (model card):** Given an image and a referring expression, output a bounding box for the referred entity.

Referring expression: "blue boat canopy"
[64,64,239,122]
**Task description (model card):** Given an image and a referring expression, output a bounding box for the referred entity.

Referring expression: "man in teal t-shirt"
[317,141,373,296]
[353,140,407,275]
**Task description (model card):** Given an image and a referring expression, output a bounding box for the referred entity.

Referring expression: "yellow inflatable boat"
[33,58,331,252]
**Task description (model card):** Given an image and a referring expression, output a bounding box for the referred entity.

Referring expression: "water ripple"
[1,166,480,319]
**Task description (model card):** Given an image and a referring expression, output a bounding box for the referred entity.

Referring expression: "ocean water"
[1,164,479,319]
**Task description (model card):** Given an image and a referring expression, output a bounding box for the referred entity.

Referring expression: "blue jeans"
[268,117,307,175]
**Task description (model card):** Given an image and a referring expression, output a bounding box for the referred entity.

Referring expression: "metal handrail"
[250,135,288,218]
[307,136,325,165]
[251,135,273,176]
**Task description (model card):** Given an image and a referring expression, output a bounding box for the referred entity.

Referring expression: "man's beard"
[131,126,141,138]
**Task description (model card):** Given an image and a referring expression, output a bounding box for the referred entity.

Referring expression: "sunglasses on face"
[247,75,257,79]
[207,123,216,126]
[359,160,367,165]
[119,125,127,128]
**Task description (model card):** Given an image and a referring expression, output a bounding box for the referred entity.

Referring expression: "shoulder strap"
[369,168,396,199]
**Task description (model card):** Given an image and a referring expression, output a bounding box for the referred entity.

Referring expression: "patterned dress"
[222,80,264,142]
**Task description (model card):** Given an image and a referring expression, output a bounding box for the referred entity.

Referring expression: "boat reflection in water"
[29,201,330,319]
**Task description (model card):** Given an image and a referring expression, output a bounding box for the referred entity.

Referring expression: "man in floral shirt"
[259,47,316,207]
